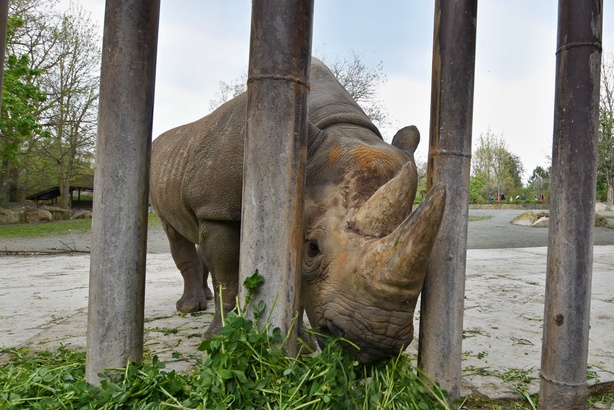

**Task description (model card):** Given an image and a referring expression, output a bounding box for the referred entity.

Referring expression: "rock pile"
[511,211,610,228]
[0,206,89,225]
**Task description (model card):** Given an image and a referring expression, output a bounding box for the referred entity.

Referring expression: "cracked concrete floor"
[1,247,613,399]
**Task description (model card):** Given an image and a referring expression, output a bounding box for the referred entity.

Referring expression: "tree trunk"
[607,183,613,206]
[0,160,8,202]
[58,177,70,208]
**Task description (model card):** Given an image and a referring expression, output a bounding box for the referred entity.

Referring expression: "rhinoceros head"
[301,124,445,363]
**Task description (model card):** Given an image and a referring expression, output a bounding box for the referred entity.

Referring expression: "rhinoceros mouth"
[325,319,345,338]
[317,318,408,364]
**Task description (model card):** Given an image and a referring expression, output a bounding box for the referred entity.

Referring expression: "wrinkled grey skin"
[150,58,445,363]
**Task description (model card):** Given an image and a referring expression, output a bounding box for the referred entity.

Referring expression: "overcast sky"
[62,1,614,182]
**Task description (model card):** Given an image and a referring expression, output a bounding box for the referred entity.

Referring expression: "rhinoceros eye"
[307,240,320,258]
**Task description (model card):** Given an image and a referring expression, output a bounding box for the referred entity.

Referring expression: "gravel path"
[1,209,613,254]
[467,208,614,249]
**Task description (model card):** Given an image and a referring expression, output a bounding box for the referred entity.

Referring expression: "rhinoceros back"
[151,58,382,243]
[150,94,247,243]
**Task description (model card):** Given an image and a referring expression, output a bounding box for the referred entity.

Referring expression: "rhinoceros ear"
[391,125,420,155]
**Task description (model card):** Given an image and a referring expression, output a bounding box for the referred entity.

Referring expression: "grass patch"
[469,214,493,222]
[0,343,451,410]
[589,382,614,408]
[0,219,92,238]
[0,213,161,239]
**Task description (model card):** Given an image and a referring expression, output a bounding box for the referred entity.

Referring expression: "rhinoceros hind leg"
[195,245,214,301]
[199,221,240,339]
[161,220,209,313]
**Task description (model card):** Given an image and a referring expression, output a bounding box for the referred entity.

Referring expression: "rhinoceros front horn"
[348,161,417,237]
[364,184,446,297]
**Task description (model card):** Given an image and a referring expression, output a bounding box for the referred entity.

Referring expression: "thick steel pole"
[0,0,9,117]
[540,1,602,408]
[418,0,477,400]
[239,0,313,355]
[86,0,160,385]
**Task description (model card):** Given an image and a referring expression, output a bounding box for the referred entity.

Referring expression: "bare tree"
[208,72,247,112]
[208,51,390,130]
[325,51,390,129]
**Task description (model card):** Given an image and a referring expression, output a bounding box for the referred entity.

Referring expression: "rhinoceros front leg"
[199,221,240,339]
[161,220,212,313]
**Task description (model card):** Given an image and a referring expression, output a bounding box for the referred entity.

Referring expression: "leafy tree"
[38,4,100,208]
[1,0,99,206]
[598,54,614,205]
[208,51,390,130]
[415,157,427,203]
[527,165,550,200]
[503,152,524,191]
[469,176,486,204]
[0,15,48,202]
[471,129,523,199]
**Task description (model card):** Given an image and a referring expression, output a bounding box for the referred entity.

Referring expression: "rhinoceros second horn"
[366,184,446,296]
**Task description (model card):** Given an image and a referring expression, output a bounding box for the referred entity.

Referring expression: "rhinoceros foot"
[203,318,222,341]
[175,279,213,313]
[176,292,209,313]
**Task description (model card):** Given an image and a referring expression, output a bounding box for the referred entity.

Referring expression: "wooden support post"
[540,1,602,408]
[86,0,160,385]
[419,0,478,400]
[239,0,314,356]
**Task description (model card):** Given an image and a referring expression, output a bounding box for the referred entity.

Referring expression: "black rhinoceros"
[149,57,445,363]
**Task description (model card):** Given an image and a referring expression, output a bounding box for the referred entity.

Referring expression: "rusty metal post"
[86,0,160,385]
[418,0,477,400]
[0,0,9,117]
[239,0,313,356]
[540,1,602,408]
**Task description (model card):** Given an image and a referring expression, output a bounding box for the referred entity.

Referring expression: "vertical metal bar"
[86,0,160,385]
[239,0,313,356]
[540,1,602,408]
[418,0,477,400]
[0,0,9,118]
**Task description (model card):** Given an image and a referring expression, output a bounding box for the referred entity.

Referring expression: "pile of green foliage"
[0,273,450,409]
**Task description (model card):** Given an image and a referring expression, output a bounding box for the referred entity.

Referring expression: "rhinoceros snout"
[318,318,406,364]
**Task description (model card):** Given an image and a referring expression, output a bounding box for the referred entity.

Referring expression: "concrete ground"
[1,209,613,401]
